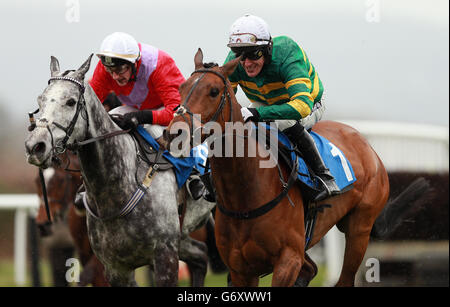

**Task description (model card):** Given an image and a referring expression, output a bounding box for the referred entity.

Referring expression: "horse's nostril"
[33,142,46,155]
[37,222,53,237]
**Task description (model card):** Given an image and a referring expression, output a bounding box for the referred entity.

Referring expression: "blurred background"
[0,0,448,286]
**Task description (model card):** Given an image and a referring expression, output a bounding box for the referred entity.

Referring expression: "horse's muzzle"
[25,133,52,168]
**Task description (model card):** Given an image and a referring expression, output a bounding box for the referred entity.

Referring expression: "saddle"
[130,129,173,171]
[262,125,356,249]
[261,124,356,203]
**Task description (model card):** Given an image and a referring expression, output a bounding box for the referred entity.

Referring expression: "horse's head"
[25,54,93,169]
[164,48,241,156]
[35,152,82,236]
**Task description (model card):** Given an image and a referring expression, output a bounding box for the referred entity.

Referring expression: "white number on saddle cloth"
[192,143,209,174]
[329,143,354,182]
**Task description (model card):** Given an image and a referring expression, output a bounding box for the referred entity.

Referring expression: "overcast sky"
[0,0,448,148]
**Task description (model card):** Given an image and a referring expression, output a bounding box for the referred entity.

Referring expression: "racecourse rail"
[0,120,448,286]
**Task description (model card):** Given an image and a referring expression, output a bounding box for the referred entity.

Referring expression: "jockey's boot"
[284,122,340,201]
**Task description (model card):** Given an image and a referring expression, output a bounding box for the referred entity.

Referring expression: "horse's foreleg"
[272,247,303,287]
[153,243,179,287]
[294,252,318,287]
[179,235,208,287]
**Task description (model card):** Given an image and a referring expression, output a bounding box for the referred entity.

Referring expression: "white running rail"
[0,194,39,286]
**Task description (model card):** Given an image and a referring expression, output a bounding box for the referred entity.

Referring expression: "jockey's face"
[106,64,133,86]
[240,56,265,78]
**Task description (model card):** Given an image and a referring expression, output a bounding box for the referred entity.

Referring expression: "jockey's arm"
[254,56,315,121]
[146,56,185,126]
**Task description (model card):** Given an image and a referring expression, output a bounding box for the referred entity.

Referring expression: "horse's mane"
[203,62,218,68]
[62,70,75,76]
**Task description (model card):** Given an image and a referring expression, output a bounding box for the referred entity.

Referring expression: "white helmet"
[227,14,271,48]
[96,32,140,66]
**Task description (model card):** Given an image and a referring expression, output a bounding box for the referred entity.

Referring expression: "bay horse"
[164,49,427,286]
[35,152,109,286]
[25,55,214,286]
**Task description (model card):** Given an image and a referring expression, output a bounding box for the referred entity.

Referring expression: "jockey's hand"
[113,111,153,130]
[240,107,261,123]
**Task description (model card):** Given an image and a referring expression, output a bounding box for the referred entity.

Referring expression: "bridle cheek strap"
[46,76,87,154]
[174,68,233,146]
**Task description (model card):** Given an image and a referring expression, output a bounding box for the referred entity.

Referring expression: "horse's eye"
[210,88,220,98]
[66,98,76,107]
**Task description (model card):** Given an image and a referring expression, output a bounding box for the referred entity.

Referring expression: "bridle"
[48,76,88,154]
[173,68,233,147]
[28,75,88,157]
[28,75,130,223]
[171,66,300,221]
[29,75,131,156]
[40,171,77,222]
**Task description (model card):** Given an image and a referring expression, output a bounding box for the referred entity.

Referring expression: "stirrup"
[187,176,205,200]
[313,175,339,202]
[203,189,216,203]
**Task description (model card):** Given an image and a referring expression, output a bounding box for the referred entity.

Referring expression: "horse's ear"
[73,53,93,81]
[50,56,60,77]
[194,48,204,70]
[221,56,241,78]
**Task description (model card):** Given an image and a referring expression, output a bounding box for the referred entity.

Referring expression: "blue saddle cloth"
[136,124,356,192]
[272,125,356,191]
[136,126,206,188]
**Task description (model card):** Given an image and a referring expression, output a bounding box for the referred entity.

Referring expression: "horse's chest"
[227,240,272,274]
[88,218,157,260]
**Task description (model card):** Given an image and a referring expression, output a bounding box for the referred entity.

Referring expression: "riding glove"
[114,110,153,130]
[240,107,261,123]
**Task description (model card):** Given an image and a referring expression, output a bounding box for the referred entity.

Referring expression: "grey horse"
[25,54,215,286]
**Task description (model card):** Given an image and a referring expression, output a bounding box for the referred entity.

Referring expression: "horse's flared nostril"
[32,142,46,155]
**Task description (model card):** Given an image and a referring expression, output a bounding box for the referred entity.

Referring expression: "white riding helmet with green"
[227,14,272,48]
[96,32,141,67]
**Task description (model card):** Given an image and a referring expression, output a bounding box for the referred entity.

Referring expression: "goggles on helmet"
[231,46,266,61]
[104,64,130,75]
[100,55,131,68]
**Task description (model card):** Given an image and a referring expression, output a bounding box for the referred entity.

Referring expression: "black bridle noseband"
[28,75,129,223]
[28,76,88,156]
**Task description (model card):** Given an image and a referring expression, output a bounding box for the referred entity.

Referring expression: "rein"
[173,68,233,147]
[174,67,299,220]
[28,76,130,223]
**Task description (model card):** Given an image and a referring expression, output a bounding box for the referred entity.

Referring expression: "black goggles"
[100,56,130,68]
[232,47,265,61]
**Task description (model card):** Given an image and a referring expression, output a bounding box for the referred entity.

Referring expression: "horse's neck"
[84,85,118,138]
[209,131,277,210]
[77,86,134,188]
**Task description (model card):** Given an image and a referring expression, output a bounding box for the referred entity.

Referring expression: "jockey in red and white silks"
[90,32,185,129]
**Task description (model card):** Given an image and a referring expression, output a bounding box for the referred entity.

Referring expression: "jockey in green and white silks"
[224,14,339,201]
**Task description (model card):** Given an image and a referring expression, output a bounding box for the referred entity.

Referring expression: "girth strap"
[216,158,299,220]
